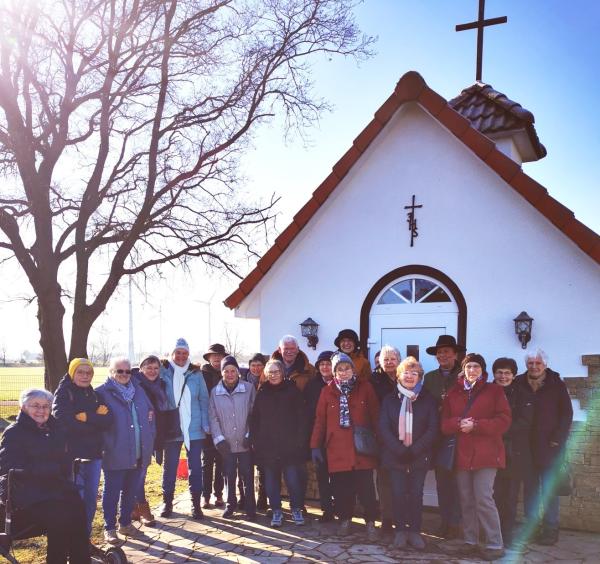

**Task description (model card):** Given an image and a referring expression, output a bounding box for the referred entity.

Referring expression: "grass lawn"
[11,458,189,563]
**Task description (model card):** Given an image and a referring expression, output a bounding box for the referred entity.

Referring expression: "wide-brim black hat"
[334,329,360,349]
[203,343,228,361]
[426,335,466,356]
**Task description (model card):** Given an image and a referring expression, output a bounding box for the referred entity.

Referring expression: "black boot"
[160,492,174,518]
[257,484,268,510]
[191,493,204,520]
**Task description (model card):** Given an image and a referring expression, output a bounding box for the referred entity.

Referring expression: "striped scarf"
[335,375,356,428]
[397,381,422,446]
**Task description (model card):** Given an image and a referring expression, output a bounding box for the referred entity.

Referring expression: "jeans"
[389,467,428,531]
[315,456,334,514]
[136,464,149,504]
[456,468,503,550]
[74,457,102,536]
[264,462,305,510]
[435,465,461,526]
[102,466,144,530]
[162,439,203,496]
[202,440,224,500]
[222,451,256,514]
[523,466,560,531]
[331,469,378,522]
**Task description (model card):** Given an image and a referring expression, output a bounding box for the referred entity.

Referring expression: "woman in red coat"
[441,353,511,562]
[310,352,380,540]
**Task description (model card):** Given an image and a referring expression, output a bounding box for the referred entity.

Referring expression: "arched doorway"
[360,265,467,374]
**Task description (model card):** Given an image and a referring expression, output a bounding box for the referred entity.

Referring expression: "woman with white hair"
[0,388,90,562]
[96,357,156,545]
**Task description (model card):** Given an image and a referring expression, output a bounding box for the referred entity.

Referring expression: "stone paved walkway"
[118,495,600,563]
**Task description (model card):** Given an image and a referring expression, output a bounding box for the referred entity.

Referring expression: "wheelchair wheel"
[103,546,128,563]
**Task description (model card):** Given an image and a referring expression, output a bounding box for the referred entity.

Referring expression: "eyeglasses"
[27,403,50,411]
[267,370,281,376]
[114,369,132,375]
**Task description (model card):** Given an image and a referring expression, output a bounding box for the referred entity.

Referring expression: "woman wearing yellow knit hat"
[52,357,113,537]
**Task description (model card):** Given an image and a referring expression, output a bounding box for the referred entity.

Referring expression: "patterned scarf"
[463,373,483,392]
[397,381,422,446]
[334,375,356,428]
[109,377,136,403]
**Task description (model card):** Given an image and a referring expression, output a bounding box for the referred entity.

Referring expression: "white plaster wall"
[236,103,600,377]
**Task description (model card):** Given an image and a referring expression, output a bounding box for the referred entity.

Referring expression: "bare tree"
[89,322,117,367]
[223,323,244,360]
[0,0,373,389]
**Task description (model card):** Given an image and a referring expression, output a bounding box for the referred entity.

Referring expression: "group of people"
[0,330,573,563]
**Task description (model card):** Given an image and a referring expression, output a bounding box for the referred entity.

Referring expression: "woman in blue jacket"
[159,338,210,520]
[96,357,156,545]
[52,357,113,536]
[379,356,438,552]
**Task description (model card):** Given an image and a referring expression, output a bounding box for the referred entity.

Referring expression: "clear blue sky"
[242,0,600,234]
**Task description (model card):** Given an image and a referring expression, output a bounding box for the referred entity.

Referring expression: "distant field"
[0,366,109,401]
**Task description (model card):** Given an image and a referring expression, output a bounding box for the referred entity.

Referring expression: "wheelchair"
[0,467,127,563]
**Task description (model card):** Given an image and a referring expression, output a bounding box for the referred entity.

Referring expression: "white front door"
[368,274,460,508]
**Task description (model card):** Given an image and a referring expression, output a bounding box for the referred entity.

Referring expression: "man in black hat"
[424,335,465,539]
[201,343,228,508]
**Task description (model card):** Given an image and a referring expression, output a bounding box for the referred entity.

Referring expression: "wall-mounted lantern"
[300,317,319,350]
[513,311,533,349]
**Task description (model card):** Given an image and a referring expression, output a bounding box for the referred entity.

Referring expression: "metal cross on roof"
[456,0,507,82]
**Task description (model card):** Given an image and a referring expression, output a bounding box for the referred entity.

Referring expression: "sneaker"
[214,497,225,508]
[393,530,407,549]
[480,547,505,561]
[271,509,283,528]
[104,529,120,545]
[118,523,138,537]
[222,507,235,519]
[407,531,426,551]
[337,519,351,537]
[291,508,305,526]
[366,521,378,542]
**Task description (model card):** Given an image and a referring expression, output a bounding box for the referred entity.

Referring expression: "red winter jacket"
[310,378,380,473]
[441,378,511,471]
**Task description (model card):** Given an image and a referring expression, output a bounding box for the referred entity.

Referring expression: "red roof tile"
[224,72,600,309]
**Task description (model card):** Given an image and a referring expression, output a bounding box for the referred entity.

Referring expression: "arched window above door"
[377,277,452,305]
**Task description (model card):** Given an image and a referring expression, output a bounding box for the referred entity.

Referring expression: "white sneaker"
[104,529,120,545]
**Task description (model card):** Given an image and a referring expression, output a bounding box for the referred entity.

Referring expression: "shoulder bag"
[162,373,192,441]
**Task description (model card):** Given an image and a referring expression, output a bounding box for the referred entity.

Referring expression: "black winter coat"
[304,375,328,431]
[52,374,113,459]
[0,412,77,510]
[250,380,308,466]
[379,388,438,470]
[514,369,573,470]
[371,368,396,404]
[202,364,221,394]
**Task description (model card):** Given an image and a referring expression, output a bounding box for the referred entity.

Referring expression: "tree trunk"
[37,294,68,392]
[69,306,93,362]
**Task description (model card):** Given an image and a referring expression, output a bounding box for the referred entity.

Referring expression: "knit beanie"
[68,358,94,379]
[461,353,488,378]
[316,350,334,369]
[220,355,239,372]
[331,352,354,374]
[174,337,189,352]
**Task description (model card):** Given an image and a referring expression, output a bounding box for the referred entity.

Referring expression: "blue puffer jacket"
[95,378,156,471]
[52,374,114,460]
[160,361,210,442]
[379,388,439,470]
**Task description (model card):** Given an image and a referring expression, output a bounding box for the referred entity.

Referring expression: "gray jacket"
[209,380,256,453]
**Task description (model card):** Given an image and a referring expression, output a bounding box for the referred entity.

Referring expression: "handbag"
[162,373,191,441]
[435,384,486,471]
[353,425,379,458]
